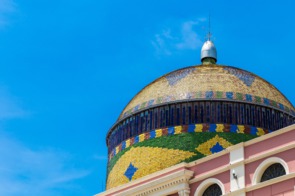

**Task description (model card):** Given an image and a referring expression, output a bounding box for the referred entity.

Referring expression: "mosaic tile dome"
[119,64,294,120]
[105,41,295,190]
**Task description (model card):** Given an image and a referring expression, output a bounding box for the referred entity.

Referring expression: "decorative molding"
[96,168,193,196]
[244,142,295,164]
[178,189,190,196]
[125,169,194,196]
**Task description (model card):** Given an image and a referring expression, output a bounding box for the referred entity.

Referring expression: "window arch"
[194,178,225,196]
[260,163,286,182]
[202,184,222,196]
[252,157,289,185]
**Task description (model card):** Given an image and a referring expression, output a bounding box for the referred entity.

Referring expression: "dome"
[105,41,295,189]
[118,64,294,120]
[106,63,295,189]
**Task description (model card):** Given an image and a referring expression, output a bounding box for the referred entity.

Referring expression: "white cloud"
[0,0,16,27]
[151,18,206,56]
[176,21,203,50]
[0,134,90,196]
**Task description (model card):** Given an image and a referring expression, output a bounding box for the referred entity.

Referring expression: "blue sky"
[0,0,294,195]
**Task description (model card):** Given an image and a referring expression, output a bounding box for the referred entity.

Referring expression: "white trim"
[224,173,295,195]
[247,172,295,192]
[111,169,193,196]
[194,178,225,196]
[244,124,295,146]
[244,142,295,164]
[252,157,289,185]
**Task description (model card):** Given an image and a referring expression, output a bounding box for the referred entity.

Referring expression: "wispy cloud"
[0,0,16,27]
[0,133,90,196]
[151,18,206,56]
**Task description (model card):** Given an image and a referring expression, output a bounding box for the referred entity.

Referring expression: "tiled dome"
[105,40,295,189]
[119,64,294,120]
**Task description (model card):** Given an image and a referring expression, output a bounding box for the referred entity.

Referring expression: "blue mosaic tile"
[122,141,126,150]
[206,91,214,98]
[188,124,195,133]
[134,136,139,143]
[263,98,270,105]
[209,124,217,132]
[250,126,257,135]
[165,68,195,86]
[210,142,224,154]
[147,99,155,107]
[134,105,140,111]
[230,124,238,133]
[224,67,255,87]
[150,130,156,138]
[124,163,138,181]
[246,94,252,102]
[226,92,233,99]
[168,127,175,135]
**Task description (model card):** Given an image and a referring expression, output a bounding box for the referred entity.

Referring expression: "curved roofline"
[115,65,197,121]
[117,64,295,120]
[106,64,295,143]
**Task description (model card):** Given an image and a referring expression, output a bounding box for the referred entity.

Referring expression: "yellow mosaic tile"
[195,124,203,132]
[256,128,265,136]
[175,126,182,134]
[125,139,130,148]
[196,135,232,156]
[216,124,224,132]
[237,125,245,133]
[155,129,162,137]
[106,146,195,189]
[120,65,294,119]
[139,133,145,142]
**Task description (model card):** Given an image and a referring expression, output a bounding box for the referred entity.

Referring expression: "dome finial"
[201,15,217,64]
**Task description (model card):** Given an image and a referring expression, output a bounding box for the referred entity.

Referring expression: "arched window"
[260,163,286,182]
[194,178,225,196]
[202,184,222,196]
[252,157,289,185]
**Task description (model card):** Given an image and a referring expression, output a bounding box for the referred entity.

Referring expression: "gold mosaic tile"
[106,146,195,189]
[120,64,294,119]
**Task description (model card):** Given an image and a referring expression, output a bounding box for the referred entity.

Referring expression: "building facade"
[97,39,295,196]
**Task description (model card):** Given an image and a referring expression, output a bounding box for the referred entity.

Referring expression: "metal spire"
[208,14,211,41]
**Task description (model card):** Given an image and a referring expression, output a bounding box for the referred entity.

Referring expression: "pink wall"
[245,148,295,186]
[245,130,295,160]
[247,178,295,196]
[189,171,230,196]
[190,154,229,178]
